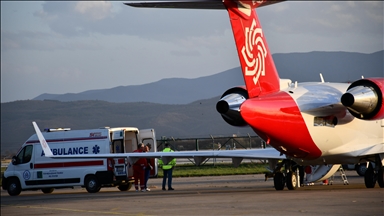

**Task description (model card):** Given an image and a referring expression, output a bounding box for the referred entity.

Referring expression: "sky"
[1,1,383,103]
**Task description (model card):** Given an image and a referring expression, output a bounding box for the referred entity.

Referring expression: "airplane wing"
[354,143,384,157]
[43,148,285,166]
[124,0,285,10]
[32,122,285,166]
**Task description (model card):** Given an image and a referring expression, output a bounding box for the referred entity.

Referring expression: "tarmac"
[1,171,383,216]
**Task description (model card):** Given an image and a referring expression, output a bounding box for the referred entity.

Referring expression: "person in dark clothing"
[144,143,154,191]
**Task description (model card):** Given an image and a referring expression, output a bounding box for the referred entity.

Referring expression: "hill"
[3,51,383,156]
[1,98,255,156]
[33,51,384,104]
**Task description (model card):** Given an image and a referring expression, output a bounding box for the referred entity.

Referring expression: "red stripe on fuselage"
[34,160,104,169]
[240,91,322,160]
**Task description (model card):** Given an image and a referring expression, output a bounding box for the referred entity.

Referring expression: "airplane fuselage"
[242,82,384,165]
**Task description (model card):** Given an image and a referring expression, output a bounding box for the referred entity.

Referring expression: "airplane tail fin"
[223,0,280,98]
[124,0,282,98]
[32,121,53,157]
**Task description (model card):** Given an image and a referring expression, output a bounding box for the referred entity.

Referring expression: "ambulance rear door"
[111,130,128,177]
[139,128,158,177]
[111,130,125,153]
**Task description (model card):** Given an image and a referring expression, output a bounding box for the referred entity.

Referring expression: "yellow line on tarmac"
[1,205,152,216]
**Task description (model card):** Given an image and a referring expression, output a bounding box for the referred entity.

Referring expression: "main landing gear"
[364,155,384,188]
[269,160,301,191]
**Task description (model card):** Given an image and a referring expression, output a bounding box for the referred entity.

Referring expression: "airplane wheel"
[274,172,285,190]
[378,167,384,188]
[364,164,376,188]
[355,163,367,176]
[41,188,54,194]
[85,175,101,193]
[286,171,298,190]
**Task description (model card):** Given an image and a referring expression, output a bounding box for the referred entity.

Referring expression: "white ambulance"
[2,126,157,196]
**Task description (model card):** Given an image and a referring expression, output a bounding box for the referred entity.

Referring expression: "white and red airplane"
[36,0,383,190]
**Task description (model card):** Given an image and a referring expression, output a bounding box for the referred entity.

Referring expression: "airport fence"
[156,135,266,151]
[155,135,268,165]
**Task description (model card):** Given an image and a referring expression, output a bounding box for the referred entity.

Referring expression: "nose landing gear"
[270,160,300,190]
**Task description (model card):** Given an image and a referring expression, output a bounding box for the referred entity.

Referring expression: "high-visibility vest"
[159,147,176,170]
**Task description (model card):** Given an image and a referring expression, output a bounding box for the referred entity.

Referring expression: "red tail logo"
[224,0,280,98]
[242,18,267,86]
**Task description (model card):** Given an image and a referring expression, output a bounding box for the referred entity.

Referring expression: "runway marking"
[1,204,153,216]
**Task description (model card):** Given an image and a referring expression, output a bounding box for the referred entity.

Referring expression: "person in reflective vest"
[158,143,176,190]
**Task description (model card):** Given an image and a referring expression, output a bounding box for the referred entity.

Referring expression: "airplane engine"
[216,87,249,126]
[341,78,384,120]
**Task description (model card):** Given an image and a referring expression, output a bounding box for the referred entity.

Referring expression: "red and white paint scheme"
[32,0,384,191]
[2,123,157,196]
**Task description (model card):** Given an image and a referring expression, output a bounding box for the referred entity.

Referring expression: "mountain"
[3,51,383,156]
[1,98,255,157]
[33,67,245,104]
[273,51,383,83]
[33,51,384,104]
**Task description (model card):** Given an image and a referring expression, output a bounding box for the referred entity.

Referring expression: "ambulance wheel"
[41,188,54,194]
[7,178,21,196]
[273,172,285,190]
[286,171,298,190]
[118,183,132,191]
[85,175,101,193]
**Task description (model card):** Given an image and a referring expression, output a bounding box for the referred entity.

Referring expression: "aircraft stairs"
[329,166,349,185]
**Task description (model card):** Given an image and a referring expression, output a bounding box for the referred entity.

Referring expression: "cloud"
[74,1,113,20]
[1,1,383,103]
[170,49,200,57]
[1,30,103,51]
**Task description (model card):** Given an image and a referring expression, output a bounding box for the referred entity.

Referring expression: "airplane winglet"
[32,121,53,157]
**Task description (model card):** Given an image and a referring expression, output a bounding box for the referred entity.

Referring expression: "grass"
[158,163,268,178]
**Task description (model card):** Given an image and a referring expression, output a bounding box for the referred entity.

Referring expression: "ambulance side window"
[112,140,123,153]
[16,145,33,164]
